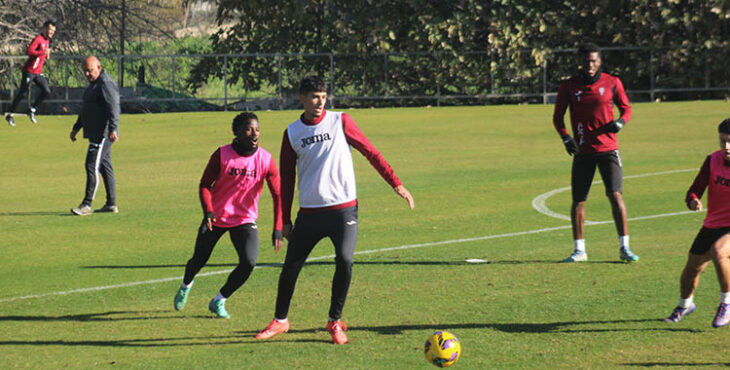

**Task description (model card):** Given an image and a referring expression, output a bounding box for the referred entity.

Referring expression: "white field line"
[531,168,698,224]
[0,206,700,304]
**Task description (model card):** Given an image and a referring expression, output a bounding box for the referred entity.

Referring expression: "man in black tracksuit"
[69,56,120,216]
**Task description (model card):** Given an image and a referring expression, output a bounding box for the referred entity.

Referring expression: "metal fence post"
[9,61,14,103]
[277,56,282,109]
[384,53,389,96]
[172,55,176,99]
[649,49,655,102]
[329,53,335,109]
[223,55,228,111]
[542,58,548,104]
[64,58,69,101]
[436,52,441,107]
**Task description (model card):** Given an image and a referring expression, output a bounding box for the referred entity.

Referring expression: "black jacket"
[72,71,120,143]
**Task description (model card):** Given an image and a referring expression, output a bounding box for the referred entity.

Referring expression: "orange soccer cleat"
[255,319,290,339]
[326,320,348,345]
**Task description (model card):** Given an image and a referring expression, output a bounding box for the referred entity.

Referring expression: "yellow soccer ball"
[424,331,462,367]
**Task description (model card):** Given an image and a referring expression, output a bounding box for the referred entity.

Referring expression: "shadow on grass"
[0,310,210,322]
[0,317,701,348]
[0,211,71,216]
[623,362,730,367]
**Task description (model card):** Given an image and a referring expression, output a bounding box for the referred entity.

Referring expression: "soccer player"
[69,56,120,216]
[255,76,415,344]
[4,20,56,126]
[552,42,639,263]
[174,112,284,319]
[664,118,730,327]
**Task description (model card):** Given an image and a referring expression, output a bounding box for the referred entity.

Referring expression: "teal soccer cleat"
[174,286,191,311]
[208,298,230,319]
[619,247,639,262]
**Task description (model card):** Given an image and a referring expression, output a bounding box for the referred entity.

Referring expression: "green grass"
[1,101,729,368]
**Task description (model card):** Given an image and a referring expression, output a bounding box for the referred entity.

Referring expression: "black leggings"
[275,206,358,320]
[8,72,51,113]
[183,222,259,298]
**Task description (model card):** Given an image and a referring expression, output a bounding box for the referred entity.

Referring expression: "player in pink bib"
[665,118,730,327]
[173,112,284,319]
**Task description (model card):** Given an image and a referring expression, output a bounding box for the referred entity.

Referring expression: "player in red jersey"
[4,20,56,126]
[172,112,284,319]
[665,118,730,327]
[553,42,638,263]
[255,76,415,344]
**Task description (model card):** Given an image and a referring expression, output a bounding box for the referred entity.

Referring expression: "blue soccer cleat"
[712,303,730,328]
[562,251,587,263]
[664,303,696,323]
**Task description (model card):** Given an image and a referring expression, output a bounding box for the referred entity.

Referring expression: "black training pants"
[82,138,116,207]
[275,206,358,321]
[8,72,51,113]
[184,222,260,298]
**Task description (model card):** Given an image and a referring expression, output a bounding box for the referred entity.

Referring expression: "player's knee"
[241,256,257,270]
[335,255,354,267]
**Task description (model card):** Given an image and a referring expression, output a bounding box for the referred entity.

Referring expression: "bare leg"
[571,201,587,240]
[710,234,730,293]
[607,191,628,237]
[680,253,712,298]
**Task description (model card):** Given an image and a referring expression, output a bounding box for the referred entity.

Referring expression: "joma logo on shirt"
[301,133,331,148]
[714,175,730,186]
[228,168,256,177]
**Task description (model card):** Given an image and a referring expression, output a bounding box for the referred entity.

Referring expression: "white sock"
[181,281,193,289]
[722,292,730,304]
[329,317,339,322]
[679,296,693,308]
[574,239,586,254]
[620,235,630,249]
[214,292,226,302]
[275,317,288,323]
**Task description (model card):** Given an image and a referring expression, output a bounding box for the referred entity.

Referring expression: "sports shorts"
[571,150,623,202]
[689,227,730,255]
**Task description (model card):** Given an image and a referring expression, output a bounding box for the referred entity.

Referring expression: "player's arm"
[70,118,82,142]
[199,149,221,231]
[686,155,710,211]
[552,83,578,155]
[279,129,297,237]
[26,35,45,57]
[265,156,284,252]
[342,113,415,209]
[607,78,632,133]
[100,79,121,142]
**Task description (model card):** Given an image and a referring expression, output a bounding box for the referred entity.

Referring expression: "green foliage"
[187,0,729,101]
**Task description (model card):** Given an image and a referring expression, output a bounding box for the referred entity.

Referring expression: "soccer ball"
[424,331,461,367]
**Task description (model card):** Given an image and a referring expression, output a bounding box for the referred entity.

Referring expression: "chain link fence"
[1,46,728,114]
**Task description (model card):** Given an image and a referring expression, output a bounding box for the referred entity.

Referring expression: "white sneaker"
[28,107,37,124]
[562,251,587,263]
[5,114,15,127]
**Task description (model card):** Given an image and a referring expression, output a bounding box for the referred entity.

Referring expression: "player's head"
[81,56,102,83]
[232,112,260,150]
[298,76,327,119]
[719,119,730,161]
[42,20,56,39]
[577,42,601,77]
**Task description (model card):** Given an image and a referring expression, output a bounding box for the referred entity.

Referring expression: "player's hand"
[70,130,78,142]
[561,135,579,156]
[272,230,284,253]
[394,185,415,209]
[45,48,51,58]
[109,131,118,142]
[205,212,216,231]
[607,118,625,133]
[282,224,293,240]
[688,198,703,212]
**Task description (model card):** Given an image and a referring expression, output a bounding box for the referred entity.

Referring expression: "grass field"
[1,101,729,368]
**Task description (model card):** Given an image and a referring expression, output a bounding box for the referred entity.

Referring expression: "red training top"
[686,151,730,229]
[553,72,632,154]
[23,34,51,75]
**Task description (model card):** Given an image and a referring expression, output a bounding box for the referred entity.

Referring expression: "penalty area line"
[0,210,698,304]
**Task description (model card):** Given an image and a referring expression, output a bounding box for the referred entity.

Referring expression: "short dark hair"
[719,118,730,135]
[578,42,600,56]
[299,76,327,95]
[232,112,258,133]
[43,20,56,28]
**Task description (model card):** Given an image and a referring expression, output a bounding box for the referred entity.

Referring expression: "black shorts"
[690,227,730,255]
[571,150,623,202]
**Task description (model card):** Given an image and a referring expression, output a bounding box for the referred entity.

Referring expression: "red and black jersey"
[23,34,50,75]
[553,72,632,154]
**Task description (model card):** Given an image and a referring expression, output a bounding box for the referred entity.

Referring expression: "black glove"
[562,135,579,156]
[272,229,284,245]
[607,118,625,133]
